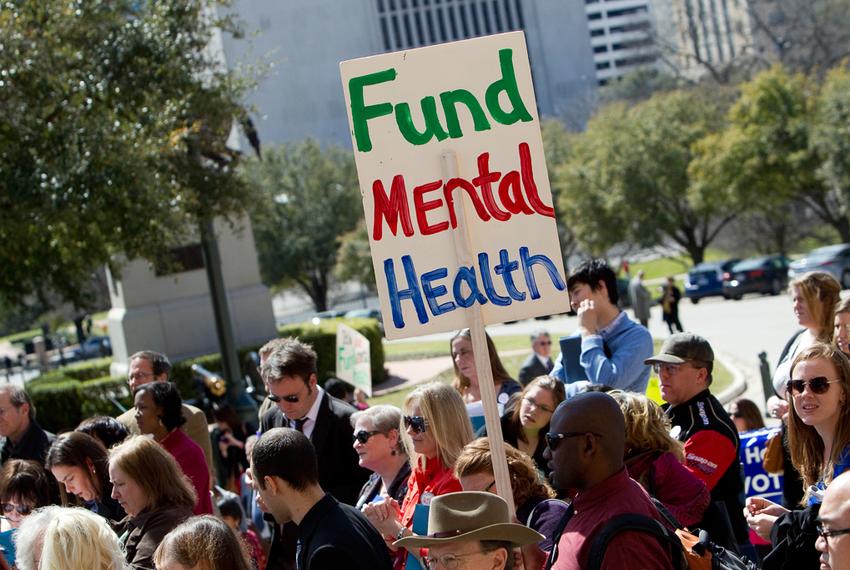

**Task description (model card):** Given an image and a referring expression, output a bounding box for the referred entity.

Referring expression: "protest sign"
[340,31,570,340]
[740,427,784,504]
[336,323,372,397]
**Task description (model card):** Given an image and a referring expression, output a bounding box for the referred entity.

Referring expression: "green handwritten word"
[348,49,532,152]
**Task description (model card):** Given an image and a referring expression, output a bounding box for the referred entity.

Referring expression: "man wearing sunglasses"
[646,333,749,553]
[258,337,369,570]
[542,392,672,569]
[518,329,554,386]
[816,471,850,570]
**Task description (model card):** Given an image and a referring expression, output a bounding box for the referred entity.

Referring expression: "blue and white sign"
[740,427,783,504]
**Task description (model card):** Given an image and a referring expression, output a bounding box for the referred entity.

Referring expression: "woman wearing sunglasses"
[0,459,58,532]
[351,405,411,510]
[746,343,850,568]
[362,382,473,569]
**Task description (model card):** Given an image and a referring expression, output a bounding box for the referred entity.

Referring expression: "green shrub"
[62,357,113,381]
[26,370,72,389]
[277,318,385,386]
[79,376,132,418]
[29,380,84,433]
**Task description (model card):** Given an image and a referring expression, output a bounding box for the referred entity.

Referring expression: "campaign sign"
[336,324,372,397]
[340,32,570,339]
[740,427,784,504]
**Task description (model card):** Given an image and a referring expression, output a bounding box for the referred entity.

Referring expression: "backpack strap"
[586,513,684,570]
[544,503,575,570]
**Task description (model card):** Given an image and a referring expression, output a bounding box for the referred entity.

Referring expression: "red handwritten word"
[371,142,554,241]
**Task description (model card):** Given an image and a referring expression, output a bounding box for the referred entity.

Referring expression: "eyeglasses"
[817,524,850,540]
[545,431,601,450]
[353,430,382,444]
[651,361,706,375]
[423,551,486,569]
[537,340,552,346]
[403,415,428,433]
[786,376,840,395]
[1,503,32,516]
[127,371,154,383]
[267,393,300,404]
[523,396,554,414]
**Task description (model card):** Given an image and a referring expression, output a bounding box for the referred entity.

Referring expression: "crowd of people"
[0,258,849,569]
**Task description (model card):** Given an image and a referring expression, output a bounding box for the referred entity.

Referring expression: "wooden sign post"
[340,31,570,516]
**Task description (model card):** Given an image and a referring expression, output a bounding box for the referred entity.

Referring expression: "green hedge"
[277,318,385,386]
[26,317,386,431]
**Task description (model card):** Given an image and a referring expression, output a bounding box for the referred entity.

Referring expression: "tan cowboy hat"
[393,492,543,550]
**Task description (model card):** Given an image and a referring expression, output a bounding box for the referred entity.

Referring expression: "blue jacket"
[551,311,652,395]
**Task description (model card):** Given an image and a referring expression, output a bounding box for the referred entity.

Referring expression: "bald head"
[817,471,850,569]
[544,392,625,491]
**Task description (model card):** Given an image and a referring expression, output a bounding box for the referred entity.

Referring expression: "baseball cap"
[644,333,714,373]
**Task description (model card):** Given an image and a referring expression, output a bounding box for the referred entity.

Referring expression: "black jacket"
[0,420,54,465]
[260,392,370,570]
[297,494,393,570]
[518,353,553,386]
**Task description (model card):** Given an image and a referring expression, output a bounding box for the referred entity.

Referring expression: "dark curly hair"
[136,382,186,431]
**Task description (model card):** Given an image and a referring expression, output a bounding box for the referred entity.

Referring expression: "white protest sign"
[340,31,570,340]
[336,323,372,397]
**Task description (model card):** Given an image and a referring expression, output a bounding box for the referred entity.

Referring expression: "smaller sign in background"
[336,323,372,397]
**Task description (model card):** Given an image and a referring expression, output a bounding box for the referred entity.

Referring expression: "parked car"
[722,255,790,300]
[344,308,383,323]
[787,243,850,289]
[684,258,740,304]
[71,335,112,360]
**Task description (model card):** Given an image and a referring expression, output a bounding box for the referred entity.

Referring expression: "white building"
[584,0,658,85]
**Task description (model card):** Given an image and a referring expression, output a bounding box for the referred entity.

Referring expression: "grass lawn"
[370,337,733,408]
[383,334,559,361]
[630,248,730,282]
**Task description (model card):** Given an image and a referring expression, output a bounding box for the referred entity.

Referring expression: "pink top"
[160,428,213,515]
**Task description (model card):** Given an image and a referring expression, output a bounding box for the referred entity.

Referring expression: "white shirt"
[287,386,325,439]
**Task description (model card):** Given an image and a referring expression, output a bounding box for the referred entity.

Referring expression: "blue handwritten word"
[383,246,566,329]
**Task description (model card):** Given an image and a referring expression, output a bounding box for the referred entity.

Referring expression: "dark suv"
[722,255,790,300]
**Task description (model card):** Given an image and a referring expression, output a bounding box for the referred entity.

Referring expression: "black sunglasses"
[353,430,382,444]
[545,431,602,450]
[1,503,32,515]
[786,376,840,395]
[267,393,300,404]
[403,415,428,433]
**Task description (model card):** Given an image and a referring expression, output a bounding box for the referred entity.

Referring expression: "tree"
[691,65,850,243]
[553,87,733,264]
[812,65,850,225]
[0,1,253,310]
[335,223,376,292]
[246,140,361,312]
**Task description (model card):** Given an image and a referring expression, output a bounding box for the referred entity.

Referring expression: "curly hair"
[790,272,841,343]
[454,438,554,509]
[787,342,850,504]
[610,391,683,461]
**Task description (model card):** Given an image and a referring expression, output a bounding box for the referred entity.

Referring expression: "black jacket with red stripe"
[664,389,748,543]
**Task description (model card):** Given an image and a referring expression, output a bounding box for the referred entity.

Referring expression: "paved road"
[386,289,824,408]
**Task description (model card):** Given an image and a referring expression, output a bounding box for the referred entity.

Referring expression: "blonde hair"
[790,272,841,342]
[108,436,196,512]
[154,515,253,570]
[403,382,473,469]
[17,506,127,570]
[788,343,850,504]
[454,438,555,508]
[450,329,512,393]
[611,391,683,461]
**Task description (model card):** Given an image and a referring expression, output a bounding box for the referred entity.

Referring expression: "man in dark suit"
[257,337,370,570]
[517,329,554,386]
[252,428,392,570]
